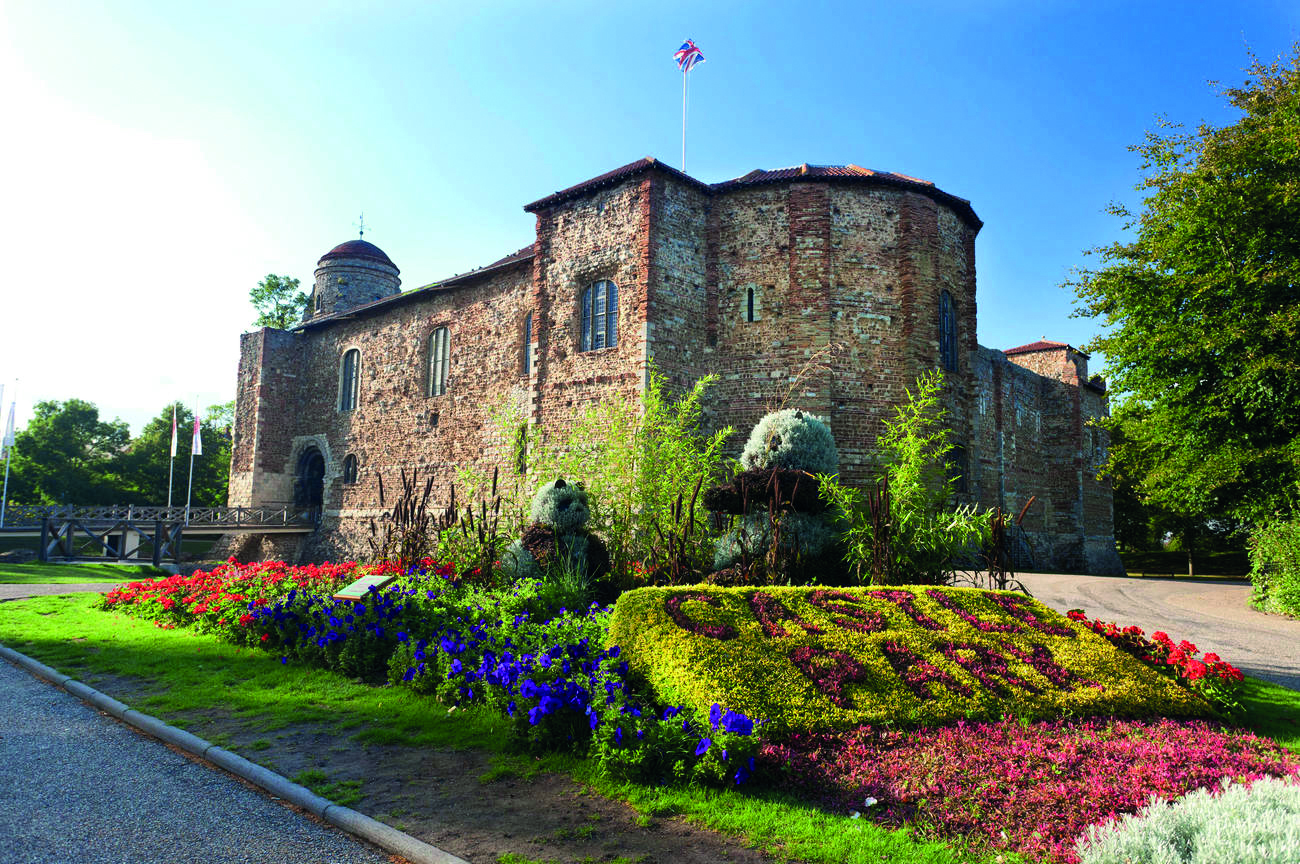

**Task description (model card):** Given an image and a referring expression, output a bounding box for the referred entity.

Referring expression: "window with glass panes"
[580,280,618,351]
[339,349,360,411]
[428,326,449,396]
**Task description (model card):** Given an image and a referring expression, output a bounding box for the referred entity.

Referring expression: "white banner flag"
[3,401,15,449]
[170,405,178,458]
[191,412,202,456]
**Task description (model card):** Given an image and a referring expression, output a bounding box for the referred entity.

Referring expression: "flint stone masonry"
[228,157,1122,574]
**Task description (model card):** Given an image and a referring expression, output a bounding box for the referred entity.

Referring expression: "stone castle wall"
[229,163,1121,573]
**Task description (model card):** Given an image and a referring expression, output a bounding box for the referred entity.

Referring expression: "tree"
[5,400,130,504]
[1070,45,1300,524]
[116,401,233,507]
[250,274,308,329]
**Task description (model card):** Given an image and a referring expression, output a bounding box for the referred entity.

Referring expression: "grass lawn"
[0,562,167,584]
[0,592,1018,864]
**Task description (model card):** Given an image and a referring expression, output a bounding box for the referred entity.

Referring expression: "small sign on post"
[331,573,398,603]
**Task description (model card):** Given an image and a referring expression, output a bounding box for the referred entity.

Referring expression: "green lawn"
[0,593,1014,864]
[0,562,167,584]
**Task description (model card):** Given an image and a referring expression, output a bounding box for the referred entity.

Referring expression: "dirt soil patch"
[81,673,779,864]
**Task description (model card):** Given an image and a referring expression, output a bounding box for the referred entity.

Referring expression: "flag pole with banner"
[1,384,16,529]
[167,403,178,510]
[674,39,705,172]
[185,400,202,526]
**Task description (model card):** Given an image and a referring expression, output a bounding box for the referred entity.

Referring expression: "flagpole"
[682,68,688,172]
[185,398,197,526]
[1,383,15,529]
[167,404,176,510]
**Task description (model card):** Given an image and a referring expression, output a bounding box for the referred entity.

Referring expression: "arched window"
[339,349,360,411]
[580,280,618,351]
[428,326,449,396]
[746,286,756,322]
[523,311,533,375]
[342,454,358,485]
[938,290,958,371]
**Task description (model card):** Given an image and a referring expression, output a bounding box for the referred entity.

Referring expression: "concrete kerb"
[0,641,470,864]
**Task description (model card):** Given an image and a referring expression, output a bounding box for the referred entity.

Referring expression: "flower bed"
[100,559,361,635]
[609,586,1215,733]
[1065,609,1245,716]
[763,716,1300,863]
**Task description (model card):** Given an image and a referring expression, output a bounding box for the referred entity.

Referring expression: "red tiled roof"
[713,163,934,187]
[1004,339,1090,358]
[435,245,535,287]
[711,163,978,227]
[319,238,398,272]
[523,158,981,228]
[523,157,708,212]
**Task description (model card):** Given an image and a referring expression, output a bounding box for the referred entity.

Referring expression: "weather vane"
[355,213,367,238]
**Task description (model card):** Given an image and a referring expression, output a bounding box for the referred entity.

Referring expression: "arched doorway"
[295,448,325,524]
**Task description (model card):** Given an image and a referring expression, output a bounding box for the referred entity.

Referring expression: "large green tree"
[1071,45,1300,524]
[116,401,233,507]
[5,400,130,505]
[250,273,308,329]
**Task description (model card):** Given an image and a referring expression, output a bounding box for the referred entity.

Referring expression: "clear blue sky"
[1,0,1295,434]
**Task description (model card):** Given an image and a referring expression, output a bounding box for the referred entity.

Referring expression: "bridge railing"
[1,504,317,529]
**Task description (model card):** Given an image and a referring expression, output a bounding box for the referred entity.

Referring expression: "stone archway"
[295,447,325,523]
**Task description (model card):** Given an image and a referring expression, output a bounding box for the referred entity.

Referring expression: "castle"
[228,157,1122,575]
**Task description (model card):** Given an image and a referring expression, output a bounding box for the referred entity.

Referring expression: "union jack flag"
[674,39,705,72]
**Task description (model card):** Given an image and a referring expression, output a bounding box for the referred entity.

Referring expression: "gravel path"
[0,657,394,864]
[1018,572,1300,692]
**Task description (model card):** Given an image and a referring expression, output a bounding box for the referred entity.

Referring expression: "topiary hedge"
[608,585,1215,734]
[1249,518,1300,617]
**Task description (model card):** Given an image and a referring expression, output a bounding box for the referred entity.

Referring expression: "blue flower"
[709,703,723,729]
[607,645,621,659]
[450,659,463,675]
[614,727,623,745]
[398,631,409,642]
[695,737,712,757]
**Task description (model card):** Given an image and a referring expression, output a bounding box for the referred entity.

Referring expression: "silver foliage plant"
[1075,775,1300,864]
[740,409,839,476]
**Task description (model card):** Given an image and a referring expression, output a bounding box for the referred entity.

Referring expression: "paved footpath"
[1017,572,1300,693]
[0,656,394,864]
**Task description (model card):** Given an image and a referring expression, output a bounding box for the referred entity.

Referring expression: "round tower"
[305,238,400,320]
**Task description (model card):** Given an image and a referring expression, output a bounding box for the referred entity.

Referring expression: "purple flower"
[710,703,723,729]
[695,737,712,757]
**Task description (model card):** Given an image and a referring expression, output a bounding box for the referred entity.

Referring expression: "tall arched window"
[580,280,618,351]
[428,326,449,396]
[339,348,360,411]
[938,290,958,371]
[523,311,533,375]
[342,453,358,485]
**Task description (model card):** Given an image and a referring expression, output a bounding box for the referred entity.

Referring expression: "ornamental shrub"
[1076,775,1300,864]
[609,585,1215,735]
[740,409,839,475]
[1248,518,1300,617]
[498,365,733,585]
[821,369,988,585]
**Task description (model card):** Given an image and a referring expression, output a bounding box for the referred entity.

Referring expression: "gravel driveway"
[1017,572,1300,692]
[0,656,394,864]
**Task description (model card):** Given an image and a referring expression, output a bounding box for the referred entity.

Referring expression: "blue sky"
[0,0,1296,434]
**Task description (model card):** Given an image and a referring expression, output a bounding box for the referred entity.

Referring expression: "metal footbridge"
[0,505,318,565]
